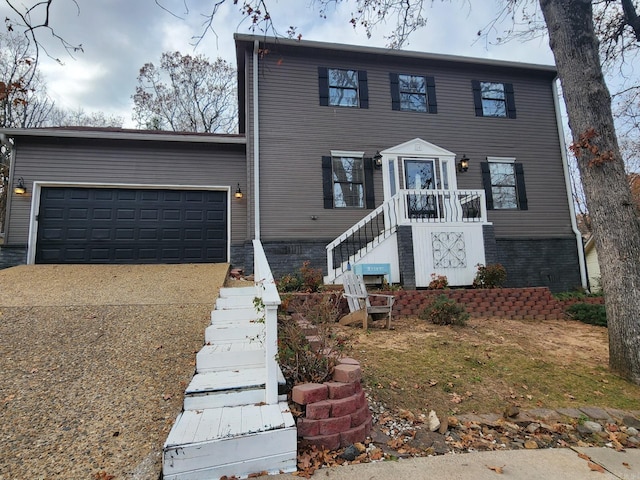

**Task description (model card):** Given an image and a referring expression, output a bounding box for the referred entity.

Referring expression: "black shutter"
[358,70,369,109]
[318,67,329,106]
[426,76,438,114]
[481,162,494,210]
[364,157,375,209]
[471,80,483,116]
[505,83,516,119]
[322,156,333,209]
[514,163,528,210]
[389,73,400,110]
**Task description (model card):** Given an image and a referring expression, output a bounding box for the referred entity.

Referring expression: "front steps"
[163,286,297,479]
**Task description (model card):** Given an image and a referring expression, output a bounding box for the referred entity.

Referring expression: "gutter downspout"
[253,40,260,241]
[553,77,588,290]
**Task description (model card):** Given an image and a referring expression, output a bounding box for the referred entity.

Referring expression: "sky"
[0,0,556,128]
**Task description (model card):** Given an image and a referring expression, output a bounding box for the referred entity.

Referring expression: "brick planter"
[291,358,372,450]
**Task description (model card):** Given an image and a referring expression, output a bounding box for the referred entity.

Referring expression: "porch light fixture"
[458,154,470,173]
[14,177,26,195]
[234,183,243,199]
[373,151,383,169]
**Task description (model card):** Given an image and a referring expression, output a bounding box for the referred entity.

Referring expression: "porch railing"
[253,239,280,405]
[326,189,487,282]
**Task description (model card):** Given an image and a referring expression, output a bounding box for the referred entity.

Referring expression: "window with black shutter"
[472,80,516,118]
[481,160,528,210]
[390,73,437,113]
[318,67,369,108]
[322,154,375,208]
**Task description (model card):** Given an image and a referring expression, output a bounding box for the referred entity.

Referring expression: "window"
[318,67,369,108]
[390,73,437,113]
[322,153,375,209]
[481,158,528,210]
[472,80,516,118]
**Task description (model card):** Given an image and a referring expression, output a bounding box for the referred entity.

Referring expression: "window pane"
[333,157,363,182]
[333,183,364,208]
[329,69,358,88]
[399,75,427,112]
[489,162,516,186]
[481,82,504,99]
[481,82,506,117]
[329,87,359,107]
[401,93,427,112]
[491,186,517,209]
[399,75,425,94]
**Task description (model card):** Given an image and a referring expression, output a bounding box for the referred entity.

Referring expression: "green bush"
[566,302,607,327]
[277,273,304,293]
[420,295,469,326]
[276,261,324,293]
[473,263,507,289]
[428,274,449,289]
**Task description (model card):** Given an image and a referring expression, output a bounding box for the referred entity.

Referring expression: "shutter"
[471,80,483,116]
[322,156,333,209]
[481,162,494,210]
[515,163,528,210]
[426,76,438,114]
[364,157,375,209]
[389,73,400,111]
[318,67,329,106]
[505,83,516,119]
[358,70,369,109]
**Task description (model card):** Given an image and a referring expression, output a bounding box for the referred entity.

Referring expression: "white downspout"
[553,77,588,290]
[253,40,260,240]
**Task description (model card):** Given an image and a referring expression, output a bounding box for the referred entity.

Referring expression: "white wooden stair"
[163,277,297,480]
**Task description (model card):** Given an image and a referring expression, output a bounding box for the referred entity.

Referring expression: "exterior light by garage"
[458,154,470,173]
[234,183,243,199]
[14,177,27,195]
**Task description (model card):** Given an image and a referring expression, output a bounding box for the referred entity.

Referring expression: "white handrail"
[253,239,280,405]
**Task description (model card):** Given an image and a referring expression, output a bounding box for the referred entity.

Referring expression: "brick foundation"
[292,358,372,450]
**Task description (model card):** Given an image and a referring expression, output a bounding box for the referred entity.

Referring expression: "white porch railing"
[253,239,280,405]
[326,189,487,281]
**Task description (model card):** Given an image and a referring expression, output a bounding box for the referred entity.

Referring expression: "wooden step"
[204,323,264,343]
[163,402,297,479]
[184,367,286,410]
[218,286,258,298]
[215,295,255,310]
[210,307,260,324]
[196,342,264,373]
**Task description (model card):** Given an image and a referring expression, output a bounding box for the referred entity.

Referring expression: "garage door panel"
[36,187,228,264]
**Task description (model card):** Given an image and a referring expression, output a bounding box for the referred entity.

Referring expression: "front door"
[404,158,437,218]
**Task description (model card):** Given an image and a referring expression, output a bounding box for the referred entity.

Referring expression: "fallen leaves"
[487,464,505,474]
[92,472,114,480]
[587,461,605,473]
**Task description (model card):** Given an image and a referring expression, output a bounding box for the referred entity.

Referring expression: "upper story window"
[322,152,375,209]
[318,67,369,108]
[390,73,437,113]
[481,157,528,210]
[472,80,516,118]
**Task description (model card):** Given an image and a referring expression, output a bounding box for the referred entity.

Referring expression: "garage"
[34,186,228,264]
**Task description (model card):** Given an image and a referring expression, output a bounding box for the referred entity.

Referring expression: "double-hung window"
[322,152,375,209]
[481,158,528,210]
[318,67,369,108]
[390,73,437,113]
[472,80,516,118]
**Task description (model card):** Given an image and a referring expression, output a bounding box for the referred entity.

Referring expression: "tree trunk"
[539,0,640,383]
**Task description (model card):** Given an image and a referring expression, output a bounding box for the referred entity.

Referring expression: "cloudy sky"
[0,0,555,128]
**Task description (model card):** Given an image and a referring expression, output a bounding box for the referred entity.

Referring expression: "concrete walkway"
[273,446,640,479]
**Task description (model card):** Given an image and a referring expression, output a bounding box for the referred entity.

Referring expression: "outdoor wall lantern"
[458,154,470,173]
[14,177,26,195]
[234,183,243,199]
[373,151,383,169]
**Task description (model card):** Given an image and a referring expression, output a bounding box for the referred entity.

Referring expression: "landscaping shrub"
[473,263,507,289]
[277,273,304,293]
[419,294,469,326]
[566,302,607,327]
[428,273,448,289]
[276,261,323,293]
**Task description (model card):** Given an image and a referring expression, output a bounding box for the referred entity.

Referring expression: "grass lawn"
[340,316,640,417]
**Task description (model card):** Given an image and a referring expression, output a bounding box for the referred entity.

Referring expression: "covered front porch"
[325,138,492,288]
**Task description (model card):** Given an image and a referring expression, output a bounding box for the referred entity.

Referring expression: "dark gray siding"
[249,43,572,243]
[6,137,248,254]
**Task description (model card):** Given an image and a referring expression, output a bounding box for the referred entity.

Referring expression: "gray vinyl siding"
[248,43,572,242]
[6,138,247,248]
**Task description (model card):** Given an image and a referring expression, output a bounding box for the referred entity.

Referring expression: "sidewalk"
[272,446,640,479]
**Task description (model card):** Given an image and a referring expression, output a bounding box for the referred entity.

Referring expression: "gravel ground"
[0,264,228,480]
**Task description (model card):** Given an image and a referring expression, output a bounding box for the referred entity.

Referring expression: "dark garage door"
[35,187,227,264]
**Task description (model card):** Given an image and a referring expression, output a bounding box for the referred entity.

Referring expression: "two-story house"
[1,34,586,291]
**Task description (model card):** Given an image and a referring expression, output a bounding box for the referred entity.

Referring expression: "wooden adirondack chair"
[340,272,395,329]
